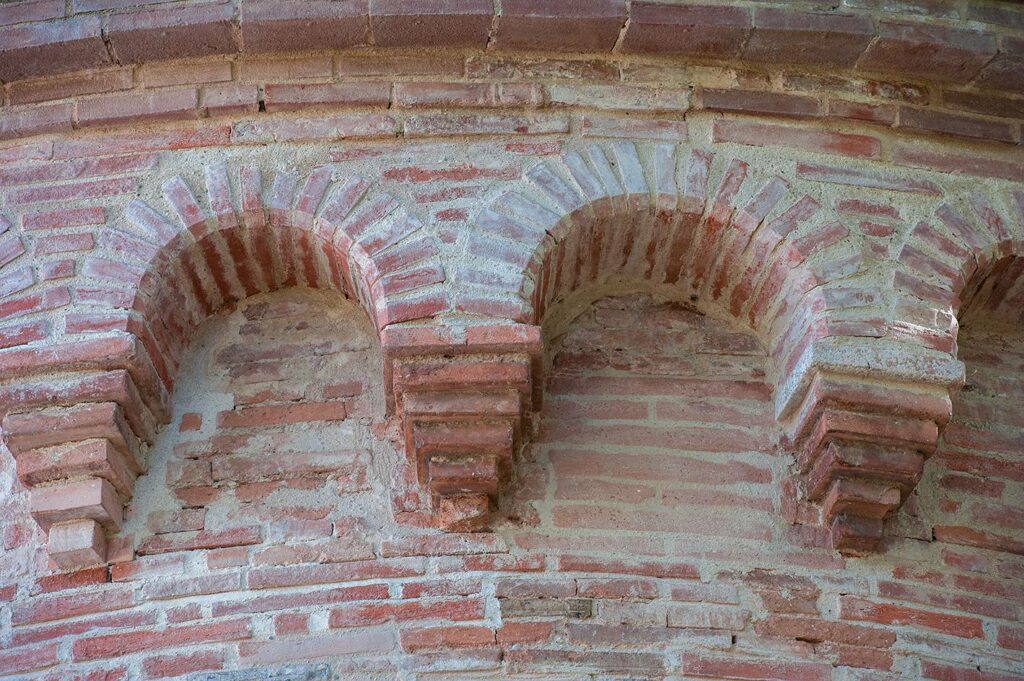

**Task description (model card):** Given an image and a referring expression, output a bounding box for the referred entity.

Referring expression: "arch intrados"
[78,162,445,415]
[468,141,859,414]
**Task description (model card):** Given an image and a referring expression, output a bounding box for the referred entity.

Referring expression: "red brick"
[34,566,109,593]
[0,17,109,81]
[238,630,395,665]
[838,595,984,638]
[828,99,898,124]
[141,60,233,88]
[9,68,133,105]
[858,21,997,84]
[232,114,398,143]
[53,125,230,158]
[74,619,250,662]
[942,90,1024,119]
[494,0,626,52]
[893,145,1024,181]
[756,615,895,647]
[0,0,63,27]
[11,585,134,625]
[0,319,48,349]
[621,3,751,58]
[238,56,333,82]
[329,596,486,628]
[201,85,259,117]
[0,140,52,164]
[400,625,495,650]
[974,36,1024,93]
[212,583,387,617]
[77,89,199,128]
[403,113,570,137]
[0,641,59,676]
[898,107,1017,143]
[921,660,1022,681]
[797,162,940,194]
[248,558,424,590]
[274,613,309,636]
[370,0,492,48]
[497,621,555,644]
[0,102,73,141]
[263,82,390,112]
[743,9,873,67]
[142,651,225,679]
[217,401,347,428]
[713,120,880,159]
[933,525,1024,556]
[106,3,236,65]
[240,0,368,53]
[681,653,831,681]
[33,232,95,256]
[702,88,819,117]
[997,625,1024,651]
[136,526,261,555]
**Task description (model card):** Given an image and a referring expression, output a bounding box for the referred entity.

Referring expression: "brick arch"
[461,141,863,392]
[81,162,448,397]
[452,141,980,555]
[893,189,1024,353]
[0,161,449,569]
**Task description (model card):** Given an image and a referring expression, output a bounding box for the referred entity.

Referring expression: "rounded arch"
[0,161,449,568]
[460,140,869,403]
[893,189,1024,355]
[77,161,449,413]
[895,190,1024,559]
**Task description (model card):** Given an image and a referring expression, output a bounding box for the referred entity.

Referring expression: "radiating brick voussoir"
[349,206,447,328]
[493,0,626,52]
[0,231,28,275]
[899,198,1024,318]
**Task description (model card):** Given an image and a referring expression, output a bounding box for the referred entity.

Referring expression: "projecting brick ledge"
[1,1,1022,97]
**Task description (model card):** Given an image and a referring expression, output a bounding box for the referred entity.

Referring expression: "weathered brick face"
[1,0,1024,677]
[4,291,1023,678]
[518,294,780,545]
[130,290,384,564]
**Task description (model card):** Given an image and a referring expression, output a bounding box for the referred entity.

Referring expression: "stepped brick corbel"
[776,337,965,554]
[2,402,143,568]
[383,323,542,532]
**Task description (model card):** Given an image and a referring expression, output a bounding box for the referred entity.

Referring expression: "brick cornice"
[1,1,1022,98]
[0,145,1021,565]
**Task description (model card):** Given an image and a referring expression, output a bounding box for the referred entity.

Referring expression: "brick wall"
[0,1,1023,679]
[1,292,1021,678]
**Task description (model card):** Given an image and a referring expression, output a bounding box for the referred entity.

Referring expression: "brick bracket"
[778,337,965,554]
[383,323,542,532]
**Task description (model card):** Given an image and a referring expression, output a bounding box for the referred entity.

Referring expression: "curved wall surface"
[0,1,1022,679]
